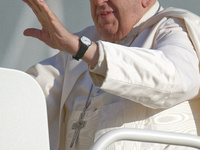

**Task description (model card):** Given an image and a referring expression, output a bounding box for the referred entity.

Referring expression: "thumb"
[23,28,42,40]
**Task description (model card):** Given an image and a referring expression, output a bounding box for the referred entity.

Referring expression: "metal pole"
[90,128,200,150]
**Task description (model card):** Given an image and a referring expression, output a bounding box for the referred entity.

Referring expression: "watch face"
[81,36,92,46]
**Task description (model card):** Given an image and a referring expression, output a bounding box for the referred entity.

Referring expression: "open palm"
[23,0,74,51]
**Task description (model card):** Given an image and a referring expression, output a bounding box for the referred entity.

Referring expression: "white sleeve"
[89,18,200,109]
[26,51,68,124]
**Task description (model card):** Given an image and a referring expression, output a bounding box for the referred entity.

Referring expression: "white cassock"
[27,1,200,150]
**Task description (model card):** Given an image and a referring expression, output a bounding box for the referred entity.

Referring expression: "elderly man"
[22,0,200,149]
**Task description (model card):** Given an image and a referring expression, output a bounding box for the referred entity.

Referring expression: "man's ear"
[141,0,154,8]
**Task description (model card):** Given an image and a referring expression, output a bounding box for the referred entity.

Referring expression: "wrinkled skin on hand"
[22,0,79,53]
[22,0,99,67]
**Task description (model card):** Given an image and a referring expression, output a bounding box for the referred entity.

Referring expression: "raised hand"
[22,0,79,53]
[22,0,98,67]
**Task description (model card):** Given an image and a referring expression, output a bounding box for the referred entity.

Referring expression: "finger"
[23,0,47,29]
[24,0,57,29]
[24,0,52,28]
[36,0,58,23]
[23,28,42,40]
[23,0,41,16]
[24,28,56,49]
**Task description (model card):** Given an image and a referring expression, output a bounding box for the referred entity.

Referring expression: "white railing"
[90,128,200,150]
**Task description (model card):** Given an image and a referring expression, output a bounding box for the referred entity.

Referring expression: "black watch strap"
[72,42,88,61]
[72,36,91,61]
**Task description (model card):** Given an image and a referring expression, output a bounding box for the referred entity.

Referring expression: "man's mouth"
[100,11,114,18]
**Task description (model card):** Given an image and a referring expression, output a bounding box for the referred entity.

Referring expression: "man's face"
[90,0,145,42]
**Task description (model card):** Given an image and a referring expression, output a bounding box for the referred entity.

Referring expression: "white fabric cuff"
[89,41,107,86]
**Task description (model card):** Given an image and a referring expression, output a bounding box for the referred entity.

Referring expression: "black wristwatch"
[72,36,92,61]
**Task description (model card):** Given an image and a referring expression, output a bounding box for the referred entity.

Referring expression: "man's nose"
[94,0,108,6]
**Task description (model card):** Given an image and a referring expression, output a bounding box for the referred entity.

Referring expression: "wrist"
[72,36,92,61]
[82,42,99,68]
[59,34,80,55]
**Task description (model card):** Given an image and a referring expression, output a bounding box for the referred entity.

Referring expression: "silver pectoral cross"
[70,109,87,148]
[70,84,94,148]
[70,120,86,147]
